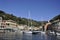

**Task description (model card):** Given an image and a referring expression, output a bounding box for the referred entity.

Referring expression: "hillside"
[0,10,48,27]
[50,14,60,22]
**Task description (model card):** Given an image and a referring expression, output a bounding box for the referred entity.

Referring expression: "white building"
[17,25,25,30]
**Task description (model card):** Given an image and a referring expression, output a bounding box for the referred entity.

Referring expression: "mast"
[28,11,30,26]
[28,11,32,30]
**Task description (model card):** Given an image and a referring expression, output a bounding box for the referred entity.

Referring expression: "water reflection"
[22,33,32,40]
[0,32,60,40]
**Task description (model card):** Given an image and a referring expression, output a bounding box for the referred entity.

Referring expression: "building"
[51,19,60,33]
[0,19,18,32]
[44,19,60,35]
[1,20,18,30]
[17,25,26,31]
[45,22,52,31]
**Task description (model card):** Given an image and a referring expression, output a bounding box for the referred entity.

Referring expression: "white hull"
[41,31,45,34]
[32,31,41,32]
[23,31,32,34]
[56,33,60,35]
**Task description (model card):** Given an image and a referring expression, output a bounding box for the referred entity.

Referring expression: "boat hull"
[23,31,32,34]
[32,31,41,34]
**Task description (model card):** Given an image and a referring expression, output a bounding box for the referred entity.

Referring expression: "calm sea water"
[0,32,60,40]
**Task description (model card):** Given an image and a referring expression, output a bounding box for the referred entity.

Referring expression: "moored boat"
[32,31,41,34]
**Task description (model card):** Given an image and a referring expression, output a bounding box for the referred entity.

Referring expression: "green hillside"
[50,14,60,22]
[0,10,48,27]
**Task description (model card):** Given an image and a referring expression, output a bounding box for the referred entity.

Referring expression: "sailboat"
[23,11,32,34]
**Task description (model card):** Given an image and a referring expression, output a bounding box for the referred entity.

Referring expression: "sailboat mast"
[29,11,32,26]
[28,11,31,26]
[28,11,32,30]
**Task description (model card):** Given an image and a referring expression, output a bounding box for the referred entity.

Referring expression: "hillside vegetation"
[50,14,60,22]
[0,10,48,27]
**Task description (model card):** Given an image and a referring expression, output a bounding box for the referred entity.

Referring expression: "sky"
[0,0,60,21]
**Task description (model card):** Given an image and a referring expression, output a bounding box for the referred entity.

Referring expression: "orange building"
[45,22,51,31]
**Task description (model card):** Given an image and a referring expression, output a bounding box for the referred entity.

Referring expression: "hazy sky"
[0,0,60,21]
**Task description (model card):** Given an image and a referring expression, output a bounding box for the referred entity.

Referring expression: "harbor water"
[0,32,60,40]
